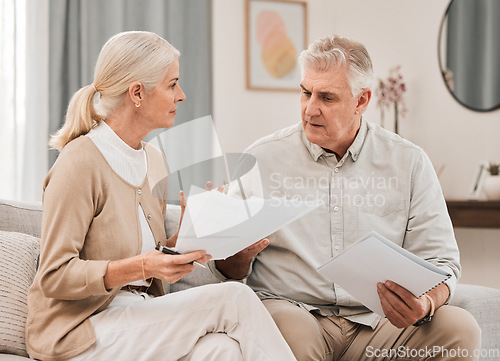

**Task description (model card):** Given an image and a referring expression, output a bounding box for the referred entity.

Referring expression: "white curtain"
[0,0,49,202]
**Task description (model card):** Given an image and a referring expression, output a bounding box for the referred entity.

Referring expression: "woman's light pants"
[69,282,296,361]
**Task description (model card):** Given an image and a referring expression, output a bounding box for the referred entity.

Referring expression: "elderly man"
[209,35,481,360]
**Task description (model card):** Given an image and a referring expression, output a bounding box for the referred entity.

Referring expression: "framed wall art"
[246,0,308,91]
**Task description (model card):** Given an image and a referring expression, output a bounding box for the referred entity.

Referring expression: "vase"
[482,175,500,200]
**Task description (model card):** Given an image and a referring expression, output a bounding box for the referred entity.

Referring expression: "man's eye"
[301,90,311,96]
[171,82,177,88]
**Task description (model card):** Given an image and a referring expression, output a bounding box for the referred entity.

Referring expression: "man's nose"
[304,97,320,117]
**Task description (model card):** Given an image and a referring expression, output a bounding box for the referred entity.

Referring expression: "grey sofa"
[1,198,499,360]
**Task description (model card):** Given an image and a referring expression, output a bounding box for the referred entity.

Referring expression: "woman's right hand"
[143,249,212,284]
[104,250,212,289]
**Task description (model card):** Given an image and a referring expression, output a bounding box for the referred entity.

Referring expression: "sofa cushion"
[0,200,42,238]
[0,231,40,357]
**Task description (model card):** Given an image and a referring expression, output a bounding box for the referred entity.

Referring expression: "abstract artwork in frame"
[246,0,308,91]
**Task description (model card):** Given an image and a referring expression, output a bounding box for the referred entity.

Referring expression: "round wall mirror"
[438,0,500,112]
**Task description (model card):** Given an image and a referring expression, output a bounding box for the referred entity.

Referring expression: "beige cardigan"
[26,136,169,361]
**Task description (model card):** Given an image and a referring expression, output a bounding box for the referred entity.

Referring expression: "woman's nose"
[177,85,186,102]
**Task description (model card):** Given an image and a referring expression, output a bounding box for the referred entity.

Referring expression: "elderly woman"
[26,31,296,361]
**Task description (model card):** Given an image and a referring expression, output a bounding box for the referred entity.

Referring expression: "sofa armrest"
[450,284,500,361]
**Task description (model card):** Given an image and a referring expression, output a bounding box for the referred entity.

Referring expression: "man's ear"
[356,88,372,114]
[128,81,143,106]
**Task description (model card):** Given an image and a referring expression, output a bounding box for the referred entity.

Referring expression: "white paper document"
[317,232,452,317]
[175,187,321,260]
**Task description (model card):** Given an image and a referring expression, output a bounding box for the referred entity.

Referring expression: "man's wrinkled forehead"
[300,67,349,91]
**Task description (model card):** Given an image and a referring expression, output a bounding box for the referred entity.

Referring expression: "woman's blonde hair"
[298,35,373,96]
[49,31,180,150]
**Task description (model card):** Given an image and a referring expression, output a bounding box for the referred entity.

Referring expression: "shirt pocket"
[356,199,408,245]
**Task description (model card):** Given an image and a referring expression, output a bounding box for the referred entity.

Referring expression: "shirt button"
[334,167,339,173]
[137,189,142,195]
[333,206,340,212]
[334,245,340,250]
[147,214,152,220]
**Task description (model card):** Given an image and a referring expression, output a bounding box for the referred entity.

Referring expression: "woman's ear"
[128,81,143,108]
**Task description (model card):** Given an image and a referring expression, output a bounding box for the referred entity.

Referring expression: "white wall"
[212,0,335,153]
[330,0,500,199]
[212,0,500,289]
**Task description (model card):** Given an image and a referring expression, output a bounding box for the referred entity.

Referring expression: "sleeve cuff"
[443,274,458,304]
[207,259,254,282]
[207,260,230,281]
[86,260,112,295]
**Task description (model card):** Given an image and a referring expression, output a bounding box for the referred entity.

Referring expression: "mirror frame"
[438,0,500,112]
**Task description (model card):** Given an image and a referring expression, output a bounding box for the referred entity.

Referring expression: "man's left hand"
[377,280,431,328]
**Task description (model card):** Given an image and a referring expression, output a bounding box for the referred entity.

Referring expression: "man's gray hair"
[298,35,374,96]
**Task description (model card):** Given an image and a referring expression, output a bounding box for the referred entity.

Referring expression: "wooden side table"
[446,200,500,228]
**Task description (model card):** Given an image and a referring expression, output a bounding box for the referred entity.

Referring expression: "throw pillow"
[0,230,40,357]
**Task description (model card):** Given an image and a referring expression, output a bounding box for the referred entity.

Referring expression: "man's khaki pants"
[263,299,481,361]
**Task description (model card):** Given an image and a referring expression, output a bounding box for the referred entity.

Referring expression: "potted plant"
[482,162,500,200]
[375,65,408,135]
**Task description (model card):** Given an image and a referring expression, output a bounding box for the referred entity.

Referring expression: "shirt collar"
[347,117,368,162]
[301,117,368,163]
